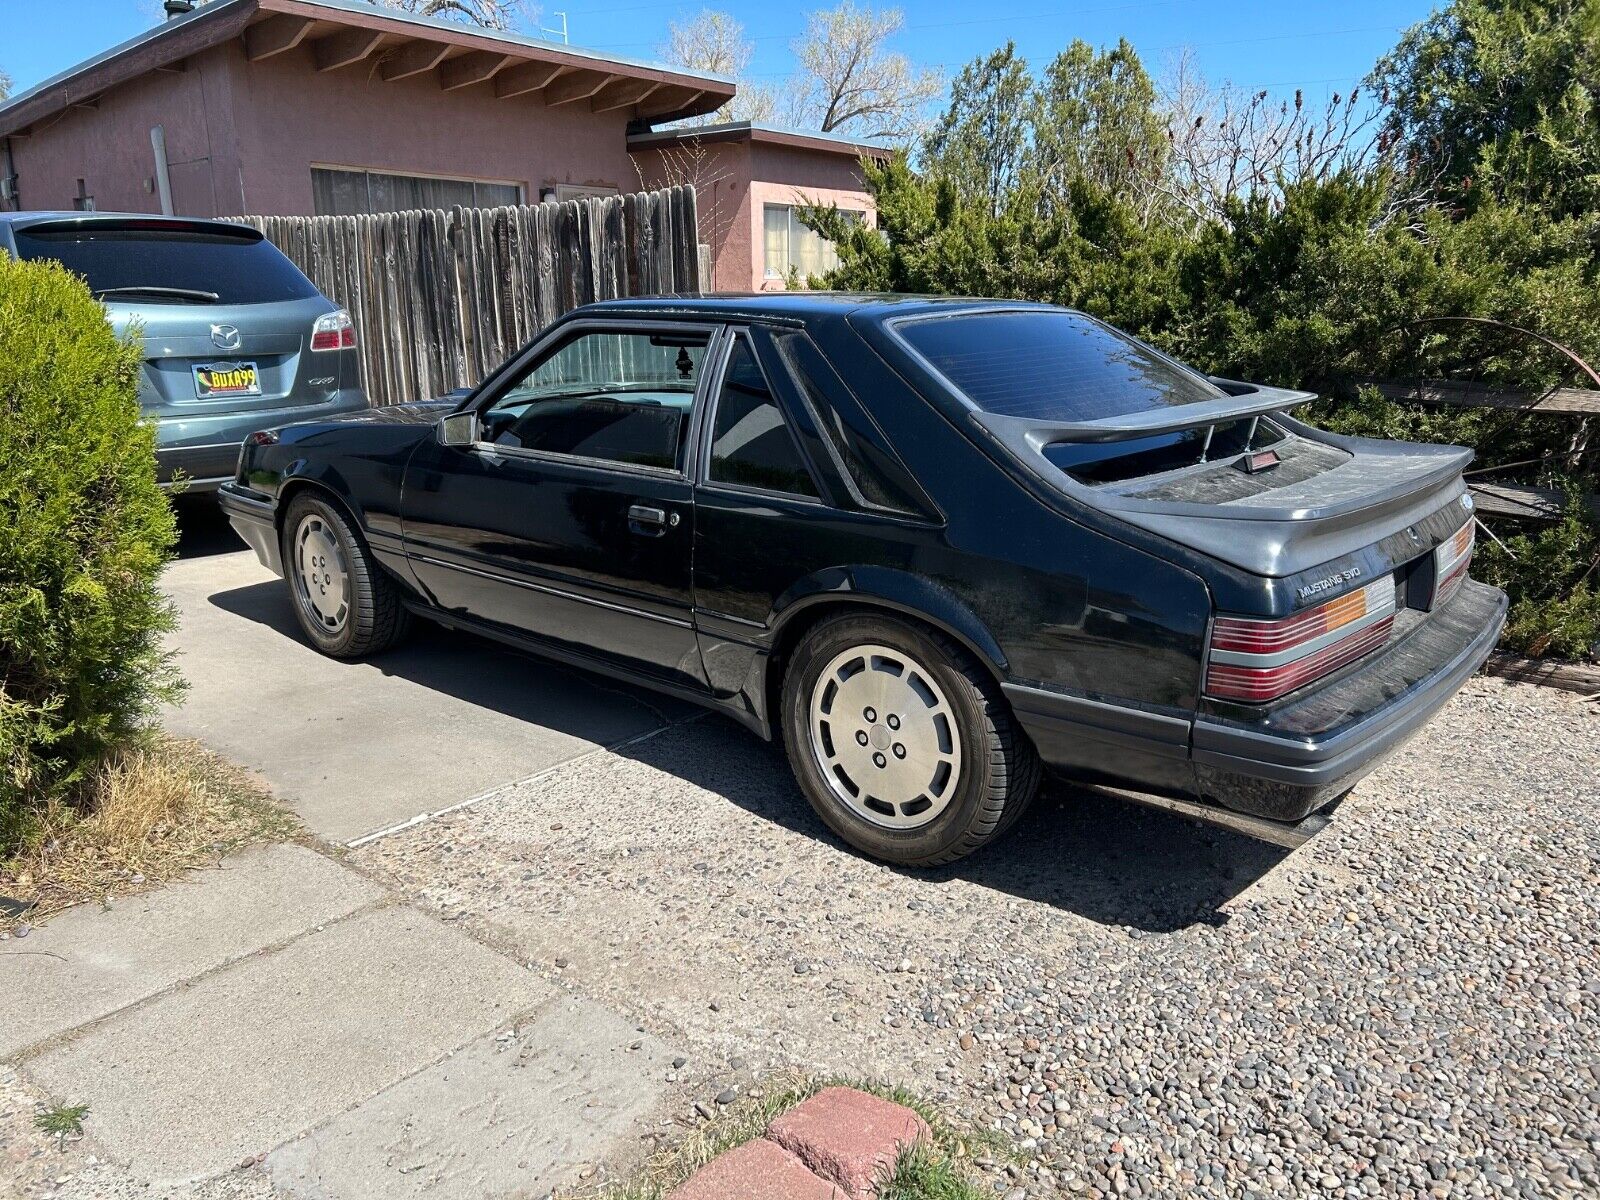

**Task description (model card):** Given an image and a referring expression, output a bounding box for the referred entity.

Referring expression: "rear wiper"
[94,285,220,304]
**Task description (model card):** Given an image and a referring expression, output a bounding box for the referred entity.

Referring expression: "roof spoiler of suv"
[972,379,1318,446]
[16,216,264,241]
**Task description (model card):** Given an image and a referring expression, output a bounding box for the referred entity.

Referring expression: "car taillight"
[310,309,356,352]
[1432,520,1474,608]
[1205,577,1396,703]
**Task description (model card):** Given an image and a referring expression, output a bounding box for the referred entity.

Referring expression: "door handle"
[627,504,671,535]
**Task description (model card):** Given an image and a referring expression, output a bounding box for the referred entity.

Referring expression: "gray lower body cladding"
[1007,580,1508,825]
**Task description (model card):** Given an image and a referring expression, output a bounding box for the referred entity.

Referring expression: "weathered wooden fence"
[1353,376,1599,521]
[239,185,701,407]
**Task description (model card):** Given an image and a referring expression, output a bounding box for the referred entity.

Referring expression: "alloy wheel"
[292,512,350,634]
[807,642,964,830]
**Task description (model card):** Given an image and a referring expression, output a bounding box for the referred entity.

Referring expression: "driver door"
[400,321,718,694]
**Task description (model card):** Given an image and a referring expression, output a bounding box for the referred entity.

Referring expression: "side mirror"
[436,412,479,448]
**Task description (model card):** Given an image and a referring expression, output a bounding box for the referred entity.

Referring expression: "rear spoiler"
[14,216,264,241]
[971,378,1317,446]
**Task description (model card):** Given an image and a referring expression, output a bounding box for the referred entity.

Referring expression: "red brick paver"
[667,1136,843,1200]
[767,1087,932,1200]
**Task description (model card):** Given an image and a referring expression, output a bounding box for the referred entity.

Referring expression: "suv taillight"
[1205,577,1396,703]
[310,309,356,351]
[1432,521,1474,608]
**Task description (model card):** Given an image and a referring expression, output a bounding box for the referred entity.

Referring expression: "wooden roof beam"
[591,78,661,113]
[494,60,565,99]
[542,69,615,107]
[635,87,705,121]
[244,14,315,62]
[312,27,385,73]
[439,50,510,91]
[378,39,451,81]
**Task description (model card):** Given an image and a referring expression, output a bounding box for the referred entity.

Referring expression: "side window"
[482,328,707,472]
[708,337,819,498]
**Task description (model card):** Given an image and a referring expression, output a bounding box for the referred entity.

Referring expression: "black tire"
[281,491,411,659]
[779,613,1041,867]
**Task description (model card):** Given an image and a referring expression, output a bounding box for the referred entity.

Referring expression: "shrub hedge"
[0,256,181,847]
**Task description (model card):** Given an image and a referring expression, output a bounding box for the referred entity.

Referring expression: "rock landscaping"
[357,677,1599,1198]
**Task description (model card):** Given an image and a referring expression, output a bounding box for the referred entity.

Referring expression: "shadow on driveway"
[215,573,1288,932]
[602,718,1291,934]
[174,495,246,559]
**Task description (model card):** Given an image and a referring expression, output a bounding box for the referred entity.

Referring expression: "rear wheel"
[282,492,410,659]
[780,614,1040,866]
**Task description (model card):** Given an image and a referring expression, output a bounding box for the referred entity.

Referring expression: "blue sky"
[7,0,1438,106]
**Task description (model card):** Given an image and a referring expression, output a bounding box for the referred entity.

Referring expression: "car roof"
[576,293,1054,327]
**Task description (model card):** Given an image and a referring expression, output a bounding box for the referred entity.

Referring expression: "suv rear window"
[895,309,1224,421]
[12,223,319,306]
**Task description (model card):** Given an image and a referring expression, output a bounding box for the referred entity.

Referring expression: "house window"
[551,184,619,202]
[311,167,523,216]
[763,204,860,280]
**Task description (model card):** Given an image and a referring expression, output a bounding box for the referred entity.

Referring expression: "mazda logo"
[210,324,241,351]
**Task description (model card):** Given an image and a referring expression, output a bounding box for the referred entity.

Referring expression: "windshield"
[895,309,1225,422]
[12,224,319,306]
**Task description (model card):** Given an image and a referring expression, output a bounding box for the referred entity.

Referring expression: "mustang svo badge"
[210,324,241,351]
[1297,566,1363,603]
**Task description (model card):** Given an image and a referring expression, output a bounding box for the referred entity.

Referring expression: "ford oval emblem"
[210,324,241,351]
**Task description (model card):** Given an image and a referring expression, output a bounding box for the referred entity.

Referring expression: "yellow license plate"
[193,362,260,398]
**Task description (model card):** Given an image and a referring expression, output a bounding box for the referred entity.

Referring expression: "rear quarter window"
[894,309,1224,421]
[12,224,319,305]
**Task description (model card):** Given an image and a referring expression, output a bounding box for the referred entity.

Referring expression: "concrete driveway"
[163,502,691,844]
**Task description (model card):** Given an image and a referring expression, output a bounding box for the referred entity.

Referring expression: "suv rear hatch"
[10,219,354,473]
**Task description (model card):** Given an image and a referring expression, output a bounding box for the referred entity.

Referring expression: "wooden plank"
[495,61,564,99]
[312,28,385,72]
[379,39,450,82]
[439,51,510,91]
[1486,653,1600,697]
[1470,482,1600,520]
[244,14,315,62]
[1368,378,1600,416]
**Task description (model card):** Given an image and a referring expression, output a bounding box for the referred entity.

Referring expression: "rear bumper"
[1007,579,1508,831]
[218,483,283,576]
[152,390,368,492]
[157,442,240,491]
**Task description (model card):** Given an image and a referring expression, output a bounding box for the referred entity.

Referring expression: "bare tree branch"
[789,2,940,143]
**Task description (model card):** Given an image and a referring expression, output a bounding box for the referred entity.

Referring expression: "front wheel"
[780,614,1040,866]
[282,493,411,659]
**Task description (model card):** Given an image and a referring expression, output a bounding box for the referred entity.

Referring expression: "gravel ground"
[354,677,1598,1199]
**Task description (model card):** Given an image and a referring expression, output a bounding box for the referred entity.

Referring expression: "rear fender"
[701,565,1010,739]
[770,566,1009,679]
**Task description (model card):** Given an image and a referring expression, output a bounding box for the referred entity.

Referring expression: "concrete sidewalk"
[0,843,678,1199]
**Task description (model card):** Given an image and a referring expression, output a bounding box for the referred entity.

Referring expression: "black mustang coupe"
[220,295,1506,865]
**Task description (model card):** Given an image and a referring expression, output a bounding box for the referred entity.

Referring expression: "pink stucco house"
[0,0,887,291]
[631,122,889,293]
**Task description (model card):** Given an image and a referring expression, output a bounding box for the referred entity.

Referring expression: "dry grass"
[573,1071,998,1200]
[0,735,299,931]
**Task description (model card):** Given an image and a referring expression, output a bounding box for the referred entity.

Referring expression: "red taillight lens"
[310,309,356,352]
[1432,520,1474,607]
[1206,577,1396,703]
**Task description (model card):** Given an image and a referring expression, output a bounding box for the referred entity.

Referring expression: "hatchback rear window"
[895,309,1224,421]
[12,223,319,306]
